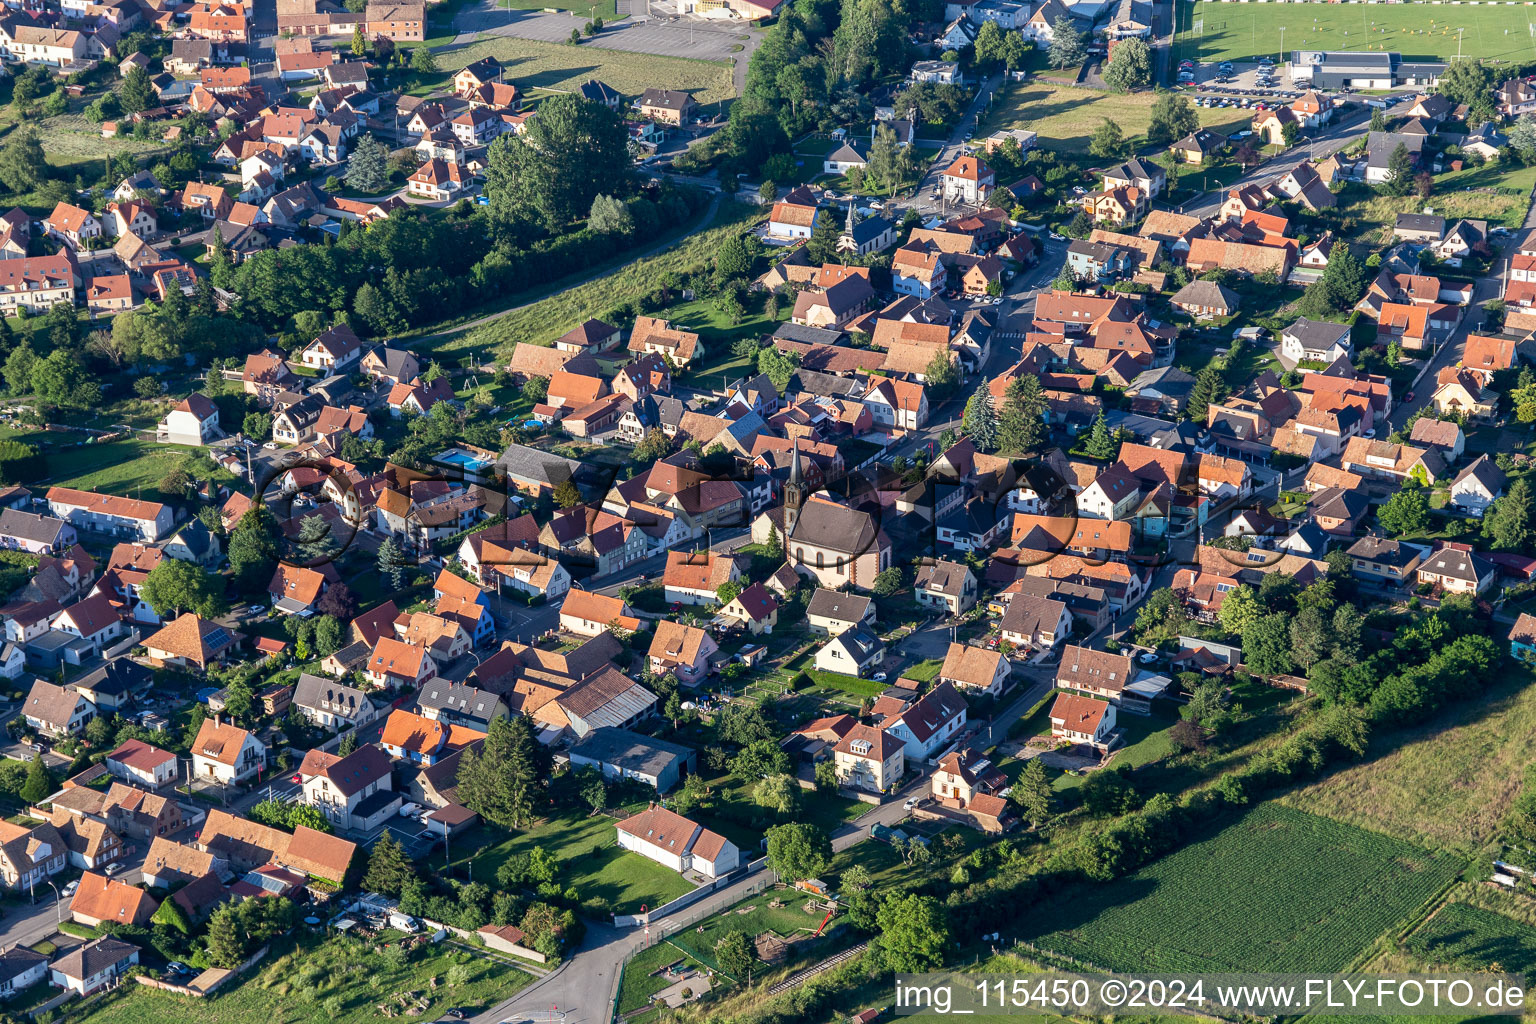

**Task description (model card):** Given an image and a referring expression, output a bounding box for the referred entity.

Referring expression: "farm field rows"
[1174,0,1536,64]
[1022,805,1462,973]
[1405,902,1536,973]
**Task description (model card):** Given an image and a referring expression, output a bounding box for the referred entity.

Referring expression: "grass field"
[1281,669,1536,856]
[25,434,197,494]
[978,81,1253,153]
[458,810,696,912]
[1023,805,1462,973]
[68,932,530,1024]
[668,890,849,971]
[1173,0,1536,65]
[452,202,761,359]
[618,940,712,1014]
[433,35,734,108]
[1406,902,1536,973]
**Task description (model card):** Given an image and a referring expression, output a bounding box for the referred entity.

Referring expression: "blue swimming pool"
[437,449,492,472]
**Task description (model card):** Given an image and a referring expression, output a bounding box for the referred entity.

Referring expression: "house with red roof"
[614,805,739,878]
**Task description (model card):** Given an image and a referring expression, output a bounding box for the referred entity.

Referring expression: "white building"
[614,805,738,879]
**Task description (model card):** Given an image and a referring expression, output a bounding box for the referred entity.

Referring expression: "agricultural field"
[977,81,1253,154]
[1023,805,1462,973]
[432,35,734,108]
[1173,0,1536,65]
[66,932,531,1024]
[1281,668,1536,855]
[1404,902,1536,973]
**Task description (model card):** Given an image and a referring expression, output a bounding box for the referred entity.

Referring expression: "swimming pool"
[437,449,493,472]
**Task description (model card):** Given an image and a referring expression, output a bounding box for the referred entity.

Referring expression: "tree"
[1437,59,1495,121]
[731,738,790,781]
[484,93,630,233]
[351,22,367,56]
[1289,605,1329,671]
[1379,143,1415,196]
[1217,582,1261,637]
[1378,485,1430,536]
[806,209,842,264]
[552,479,582,509]
[457,713,547,830]
[962,390,998,451]
[872,566,903,596]
[577,766,607,816]
[1242,612,1295,677]
[376,536,407,590]
[1280,120,1302,149]
[1511,113,1536,159]
[119,66,154,113]
[1048,16,1084,69]
[865,124,916,195]
[30,350,99,408]
[764,822,831,881]
[346,133,389,193]
[1369,106,1387,133]
[1147,90,1199,148]
[758,179,777,204]
[633,428,673,462]
[19,753,52,805]
[715,579,745,606]
[756,346,801,391]
[814,758,838,792]
[714,930,754,982]
[1306,242,1368,315]
[588,193,633,235]
[1011,757,1052,826]
[715,233,756,281]
[973,19,1008,67]
[1088,118,1128,161]
[140,558,227,618]
[876,893,949,972]
[753,773,799,815]
[410,45,437,74]
[996,374,1045,453]
[228,505,280,591]
[1101,37,1151,93]
[1084,409,1117,460]
[924,348,958,399]
[1485,478,1534,552]
[1186,365,1225,425]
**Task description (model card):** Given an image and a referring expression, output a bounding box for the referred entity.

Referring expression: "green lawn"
[667,890,850,971]
[1174,0,1536,64]
[31,434,199,494]
[1023,804,1462,973]
[654,293,787,388]
[433,35,733,109]
[457,810,696,913]
[977,80,1253,154]
[1052,706,1180,792]
[67,931,532,1024]
[898,658,944,684]
[694,773,867,851]
[496,0,618,20]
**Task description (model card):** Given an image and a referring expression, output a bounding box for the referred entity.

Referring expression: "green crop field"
[1406,903,1536,973]
[1174,0,1536,65]
[1023,805,1462,973]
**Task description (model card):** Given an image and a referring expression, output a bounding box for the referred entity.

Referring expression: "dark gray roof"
[73,658,151,698]
[639,87,694,111]
[496,443,585,488]
[914,559,972,597]
[1130,364,1196,395]
[806,588,872,623]
[170,38,211,60]
[1394,212,1445,234]
[845,215,894,245]
[1283,317,1352,349]
[1108,156,1163,183]
[1453,453,1507,495]
[578,79,621,105]
[0,947,45,985]
[1169,279,1238,310]
[1419,546,1493,584]
[53,938,138,981]
[1367,131,1426,167]
[293,672,373,718]
[0,509,68,546]
[832,626,882,662]
[1346,535,1421,568]
[787,498,879,554]
[169,519,216,559]
[417,680,502,723]
[568,726,692,780]
[786,369,863,398]
[772,322,845,346]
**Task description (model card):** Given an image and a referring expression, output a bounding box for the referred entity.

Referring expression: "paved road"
[473,673,1048,1024]
[1175,106,1372,220]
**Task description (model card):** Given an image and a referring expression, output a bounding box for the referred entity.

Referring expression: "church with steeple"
[750,439,892,591]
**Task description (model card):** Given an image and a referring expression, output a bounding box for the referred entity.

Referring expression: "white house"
[1049,691,1116,745]
[1280,317,1352,365]
[293,673,378,731]
[22,679,96,737]
[0,948,47,999]
[813,627,884,677]
[614,805,739,878]
[157,393,221,446]
[298,744,399,831]
[1449,454,1506,516]
[880,681,967,761]
[50,938,139,997]
[104,739,178,788]
[190,717,266,784]
[300,324,363,371]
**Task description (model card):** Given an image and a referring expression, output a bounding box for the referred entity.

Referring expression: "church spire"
[784,438,803,538]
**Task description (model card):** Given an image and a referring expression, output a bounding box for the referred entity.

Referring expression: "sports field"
[1022,805,1462,973]
[1174,0,1536,65]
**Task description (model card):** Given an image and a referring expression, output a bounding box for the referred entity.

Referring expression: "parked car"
[62,880,79,897]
